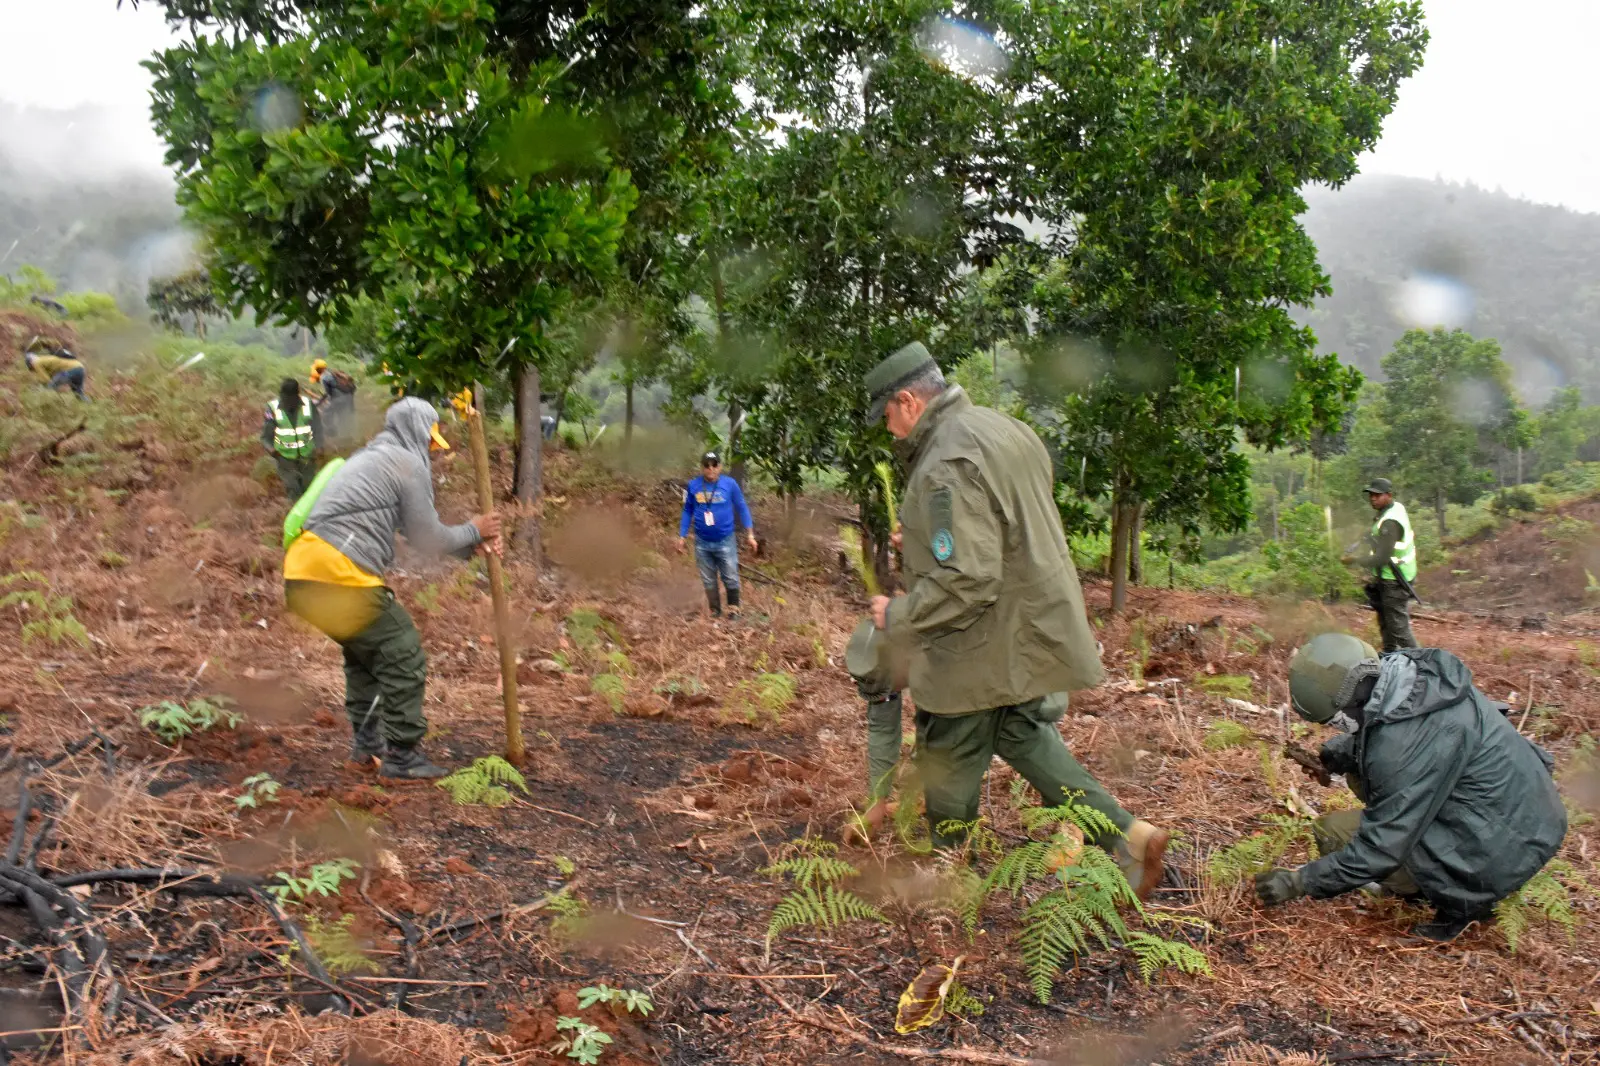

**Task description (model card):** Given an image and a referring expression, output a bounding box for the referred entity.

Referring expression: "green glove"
[1254,867,1306,907]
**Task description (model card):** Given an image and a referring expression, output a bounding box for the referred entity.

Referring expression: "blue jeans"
[694,537,741,612]
[49,367,86,400]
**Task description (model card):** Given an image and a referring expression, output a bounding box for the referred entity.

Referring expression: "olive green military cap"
[865,341,937,422]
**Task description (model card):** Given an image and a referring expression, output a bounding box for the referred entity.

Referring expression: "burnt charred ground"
[0,331,1592,1064]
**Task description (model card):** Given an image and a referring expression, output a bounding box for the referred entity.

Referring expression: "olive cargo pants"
[1366,579,1418,653]
[914,696,1134,850]
[276,456,317,502]
[1313,809,1421,897]
[865,693,904,803]
[285,581,429,748]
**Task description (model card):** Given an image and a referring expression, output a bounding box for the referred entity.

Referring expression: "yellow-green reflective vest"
[1373,501,1417,582]
[271,399,315,460]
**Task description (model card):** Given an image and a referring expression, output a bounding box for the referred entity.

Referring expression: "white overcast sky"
[1,0,1598,212]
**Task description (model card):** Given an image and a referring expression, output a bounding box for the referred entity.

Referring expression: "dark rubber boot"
[379,744,449,781]
[726,586,742,618]
[706,587,722,618]
[1409,909,1489,942]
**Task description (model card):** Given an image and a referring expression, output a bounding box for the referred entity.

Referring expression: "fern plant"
[1206,815,1313,887]
[436,756,528,807]
[959,797,1211,1003]
[547,887,589,940]
[301,913,380,976]
[1496,860,1587,953]
[762,837,886,956]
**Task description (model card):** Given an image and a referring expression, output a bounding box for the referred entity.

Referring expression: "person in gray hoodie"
[283,398,501,779]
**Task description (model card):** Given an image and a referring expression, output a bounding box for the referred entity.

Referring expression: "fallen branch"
[35,421,88,468]
[739,564,799,592]
[248,887,351,1015]
[423,884,568,942]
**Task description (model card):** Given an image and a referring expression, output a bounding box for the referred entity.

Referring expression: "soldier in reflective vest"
[261,378,324,501]
[1358,478,1418,652]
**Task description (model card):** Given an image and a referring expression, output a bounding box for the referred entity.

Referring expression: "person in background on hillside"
[260,378,324,502]
[677,451,757,619]
[1257,633,1566,940]
[310,358,358,445]
[1354,478,1419,652]
[23,343,87,401]
[862,341,1171,900]
[283,397,501,780]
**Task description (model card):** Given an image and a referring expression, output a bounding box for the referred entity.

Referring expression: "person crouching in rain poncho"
[1256,634,1567,940]
[283,398,501,779]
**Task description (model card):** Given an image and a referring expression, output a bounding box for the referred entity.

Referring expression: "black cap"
[1363,477,1393,496]
[701,451,721,466]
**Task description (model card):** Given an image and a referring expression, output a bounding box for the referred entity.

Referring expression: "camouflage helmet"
[845,617,909,698]
[1288,633,1378,723]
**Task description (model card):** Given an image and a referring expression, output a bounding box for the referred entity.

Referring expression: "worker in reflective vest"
[1359,477,1419,652]
[261,378,325,501]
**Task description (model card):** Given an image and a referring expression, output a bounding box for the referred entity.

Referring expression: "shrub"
[1490,487,1539,516]
[1261,502,1357,601]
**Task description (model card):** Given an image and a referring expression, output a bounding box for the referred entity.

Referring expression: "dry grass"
[1220,1046,1327,1066]
[38,762,234,871]
[68,1007,518,1066]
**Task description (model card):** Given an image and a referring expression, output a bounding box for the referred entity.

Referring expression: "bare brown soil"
[0,314,1593,1066]
[1422,497,1600,620]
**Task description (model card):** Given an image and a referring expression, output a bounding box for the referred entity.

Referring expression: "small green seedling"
[139,697,241,743]
[553,1017,613,1064]
[268,858,360,904]
[578,984,654,1016]
[234,772,281,811]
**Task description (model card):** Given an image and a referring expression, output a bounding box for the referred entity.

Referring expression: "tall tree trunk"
[624,379,635,456]
[728,399,746,486]
[302,328,311,355]
[861,504,895,595]
[1434,488,1448,540]
[511,362,542,564]
[1127,501,1144,586]
[709,253,747,486]
[195,315,206,341]
[1109,491,1132,614]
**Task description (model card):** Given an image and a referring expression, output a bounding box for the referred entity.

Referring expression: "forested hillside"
[1302,174,1600,402]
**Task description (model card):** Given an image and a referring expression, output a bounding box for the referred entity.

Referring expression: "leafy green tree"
[146,268,220,339]
[1016,0,1424,611]
[1530,385,1600,479]
[1378,328,1525,537]
[137,0,774,556]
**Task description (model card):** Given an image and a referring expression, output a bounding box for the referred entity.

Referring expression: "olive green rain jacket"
[1301,648,1566,915]
[886,386,1102,715]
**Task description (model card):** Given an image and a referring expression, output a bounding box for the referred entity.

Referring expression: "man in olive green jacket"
[863,342,1170,900]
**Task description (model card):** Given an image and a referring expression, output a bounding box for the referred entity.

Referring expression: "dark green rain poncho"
[1303,648,1566,916]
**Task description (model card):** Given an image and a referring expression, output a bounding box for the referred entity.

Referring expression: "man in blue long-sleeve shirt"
[677,451,758,618]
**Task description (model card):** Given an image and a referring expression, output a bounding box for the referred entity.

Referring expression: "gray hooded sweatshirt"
[303,398,480,577]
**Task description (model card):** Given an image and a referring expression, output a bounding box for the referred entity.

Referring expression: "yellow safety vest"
[1372,501,1417,582]
[271,399,315,460]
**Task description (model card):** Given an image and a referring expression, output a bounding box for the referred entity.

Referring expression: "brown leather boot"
[1115,820,1171,901]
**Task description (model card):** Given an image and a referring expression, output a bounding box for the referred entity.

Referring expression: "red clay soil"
[0,319,1593,1066]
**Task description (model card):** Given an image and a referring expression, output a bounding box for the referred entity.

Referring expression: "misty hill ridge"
[1301,174,1600,402]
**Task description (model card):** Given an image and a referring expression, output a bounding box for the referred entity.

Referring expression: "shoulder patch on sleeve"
[930,486,955,563]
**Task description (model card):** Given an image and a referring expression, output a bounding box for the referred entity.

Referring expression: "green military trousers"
[1368,579,1419,653]
[914,695,1133,850]
[865,693,905,803]
[285,581,429,748]
[1312,809,1421,897]
[276,456,317,502]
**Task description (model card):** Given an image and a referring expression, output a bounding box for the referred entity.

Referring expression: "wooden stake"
[465,385,525,765]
